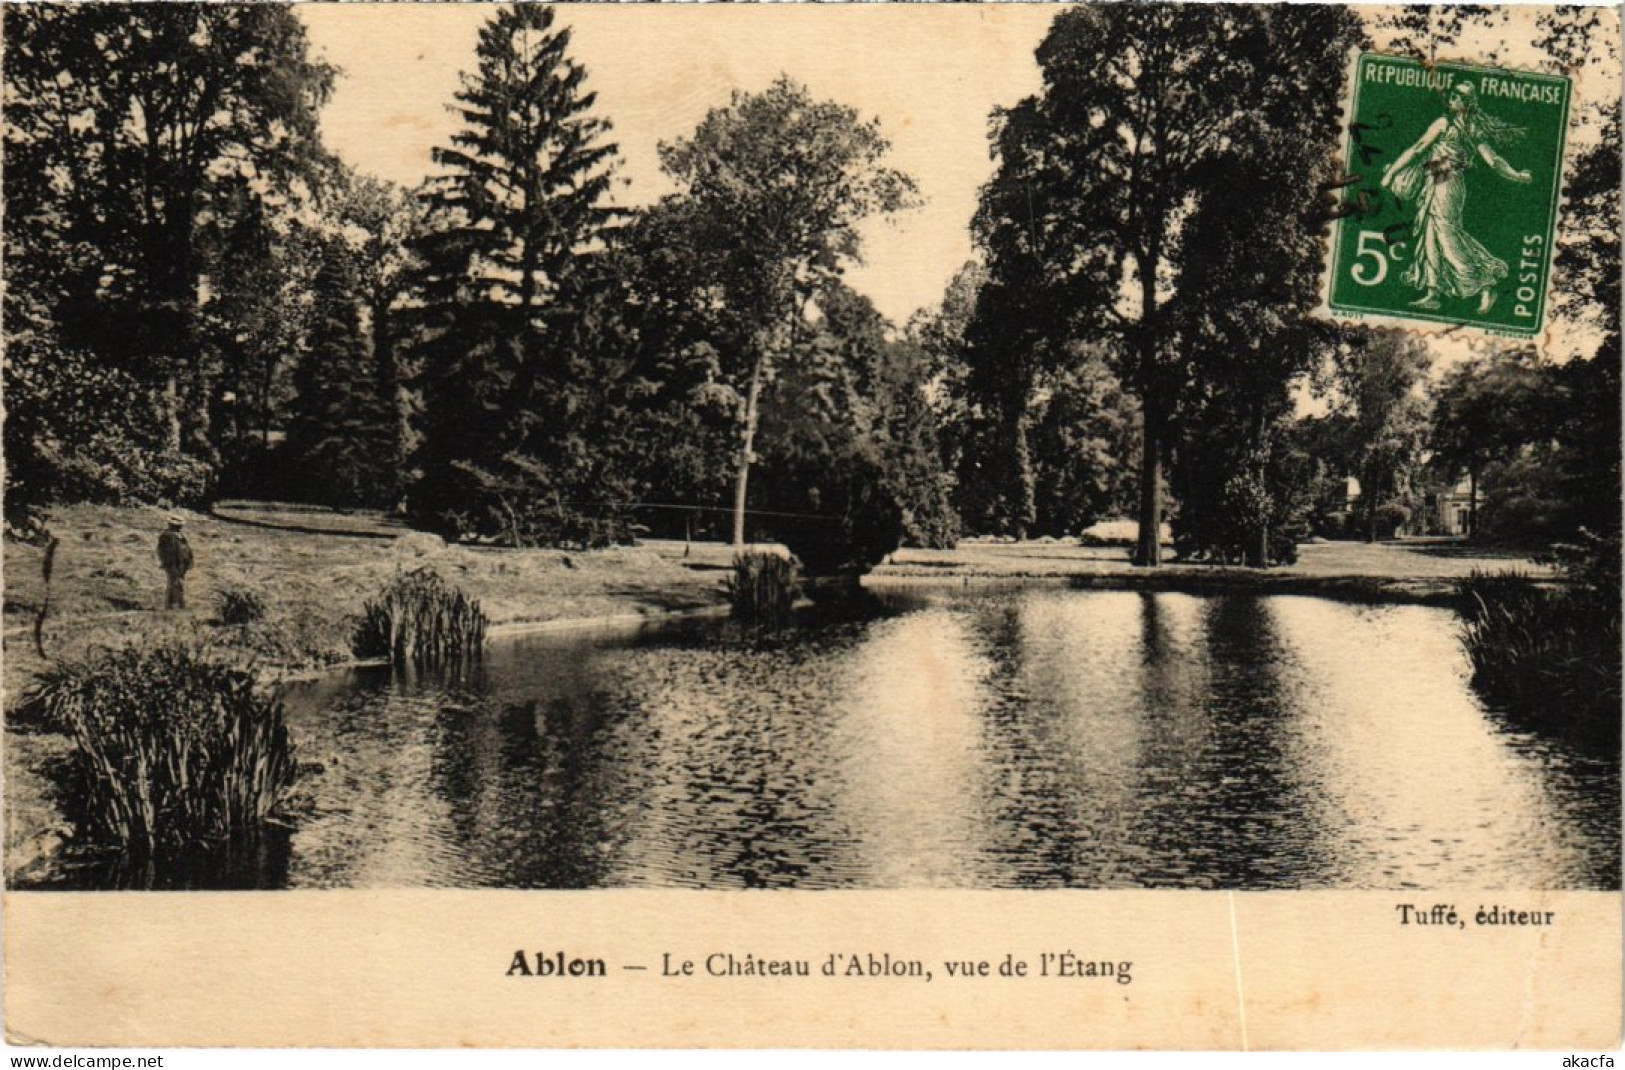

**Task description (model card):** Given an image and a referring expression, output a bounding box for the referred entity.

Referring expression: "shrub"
[758,433,906,579]
[726,552,799,628]
[29,644,298,859]
[1546,529,1623,611]
[352,567,488,668]
[4,329,213,527]
[1458,563,1621,746]
[215,586,268,626]
[773,475,904,578]
[1316,510,1350,540]
[1170,469,1304,567]
[1370,502,1411,539]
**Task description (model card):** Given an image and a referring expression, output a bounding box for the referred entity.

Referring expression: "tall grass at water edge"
[28,644,298,860]
[1458,558,1621,746]
[352,566,488,667]
[727,551,799,629]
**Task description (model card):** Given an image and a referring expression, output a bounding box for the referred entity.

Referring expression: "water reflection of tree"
[1122,592,1216,886]
[657,642,858,889]
[1168,595,1335,889]
[419,622,887,889]
[827,608,1001,887]
[432,687,626,889]
[961,593,1086,887]
[285,680,462,887]
[983,591,1338,890]
[686,758,822,889]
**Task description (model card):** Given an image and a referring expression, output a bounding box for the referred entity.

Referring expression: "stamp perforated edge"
[1311,46,1575,346]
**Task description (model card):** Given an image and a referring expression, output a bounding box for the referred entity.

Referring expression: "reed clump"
[352,566,488,667]
[30,643,298,859]
[726,551,799,628]
[215,585,268,625]
[1459,562,1620,745]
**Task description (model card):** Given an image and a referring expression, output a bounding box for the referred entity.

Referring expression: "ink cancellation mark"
[1323,53,1570,337]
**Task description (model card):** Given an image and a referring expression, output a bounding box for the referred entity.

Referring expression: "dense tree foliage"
[797,284,959,551]
[328,170,422,505]
[657,77,918,548]
[908,268,1144,543]
[6,3,1617,598]
[904,263,984,531]
[1029,356,1140,539]
[752,315,906,577]
[1327,330,1434,543]
[970,5,1361,564]
[1429,347,1546,538]
[282,244,397,508]
[200,168,417,506]
[951,274,1056,539]
[1542,105,1622,545]
[585,200,748,540]
[3,3,334,531]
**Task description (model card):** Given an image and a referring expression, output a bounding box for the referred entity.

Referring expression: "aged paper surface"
[4,1,1620,1051]
[4,891,1622,1048]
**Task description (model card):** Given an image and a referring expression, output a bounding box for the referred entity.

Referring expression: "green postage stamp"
[1324,53,1571,336]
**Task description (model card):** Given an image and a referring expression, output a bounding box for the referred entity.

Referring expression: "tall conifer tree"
[409,5,621,542]
[284,245,394,507]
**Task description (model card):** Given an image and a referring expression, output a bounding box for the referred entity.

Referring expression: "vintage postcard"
[3,1,1620,1052]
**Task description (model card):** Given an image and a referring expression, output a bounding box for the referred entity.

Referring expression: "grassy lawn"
[4,502,733,686]
[877,535,1552,597]
[8,506,1544,670]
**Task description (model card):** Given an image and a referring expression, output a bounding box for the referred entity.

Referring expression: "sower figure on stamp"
[1381,81,1532,315]
[157,514,194,610]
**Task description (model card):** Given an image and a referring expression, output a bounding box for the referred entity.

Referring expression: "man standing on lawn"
[157,514,194,610]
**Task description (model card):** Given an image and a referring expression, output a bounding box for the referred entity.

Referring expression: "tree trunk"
[731,347,768,549]
[1134,404,1163,567]
[1131,223,1165,567]
[1251,414,1269,568]
[1364,480,1379,543]
[373,296,410,493]
[164,376,183,455]
[261,355,275,453]
[184,363,215,463]
[1009,402,1036,541]
[167,202,205,459]
[1467,466,1479,538]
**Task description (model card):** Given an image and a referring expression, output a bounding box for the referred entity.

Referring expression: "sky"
[299,3,1057,327]
[299,3,1614,364]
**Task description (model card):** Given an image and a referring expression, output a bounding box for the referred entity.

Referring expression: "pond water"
[231,586,1614,891]
[34,587,1621,890]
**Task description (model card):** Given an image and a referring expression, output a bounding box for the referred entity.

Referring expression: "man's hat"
[167,514,185,527]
